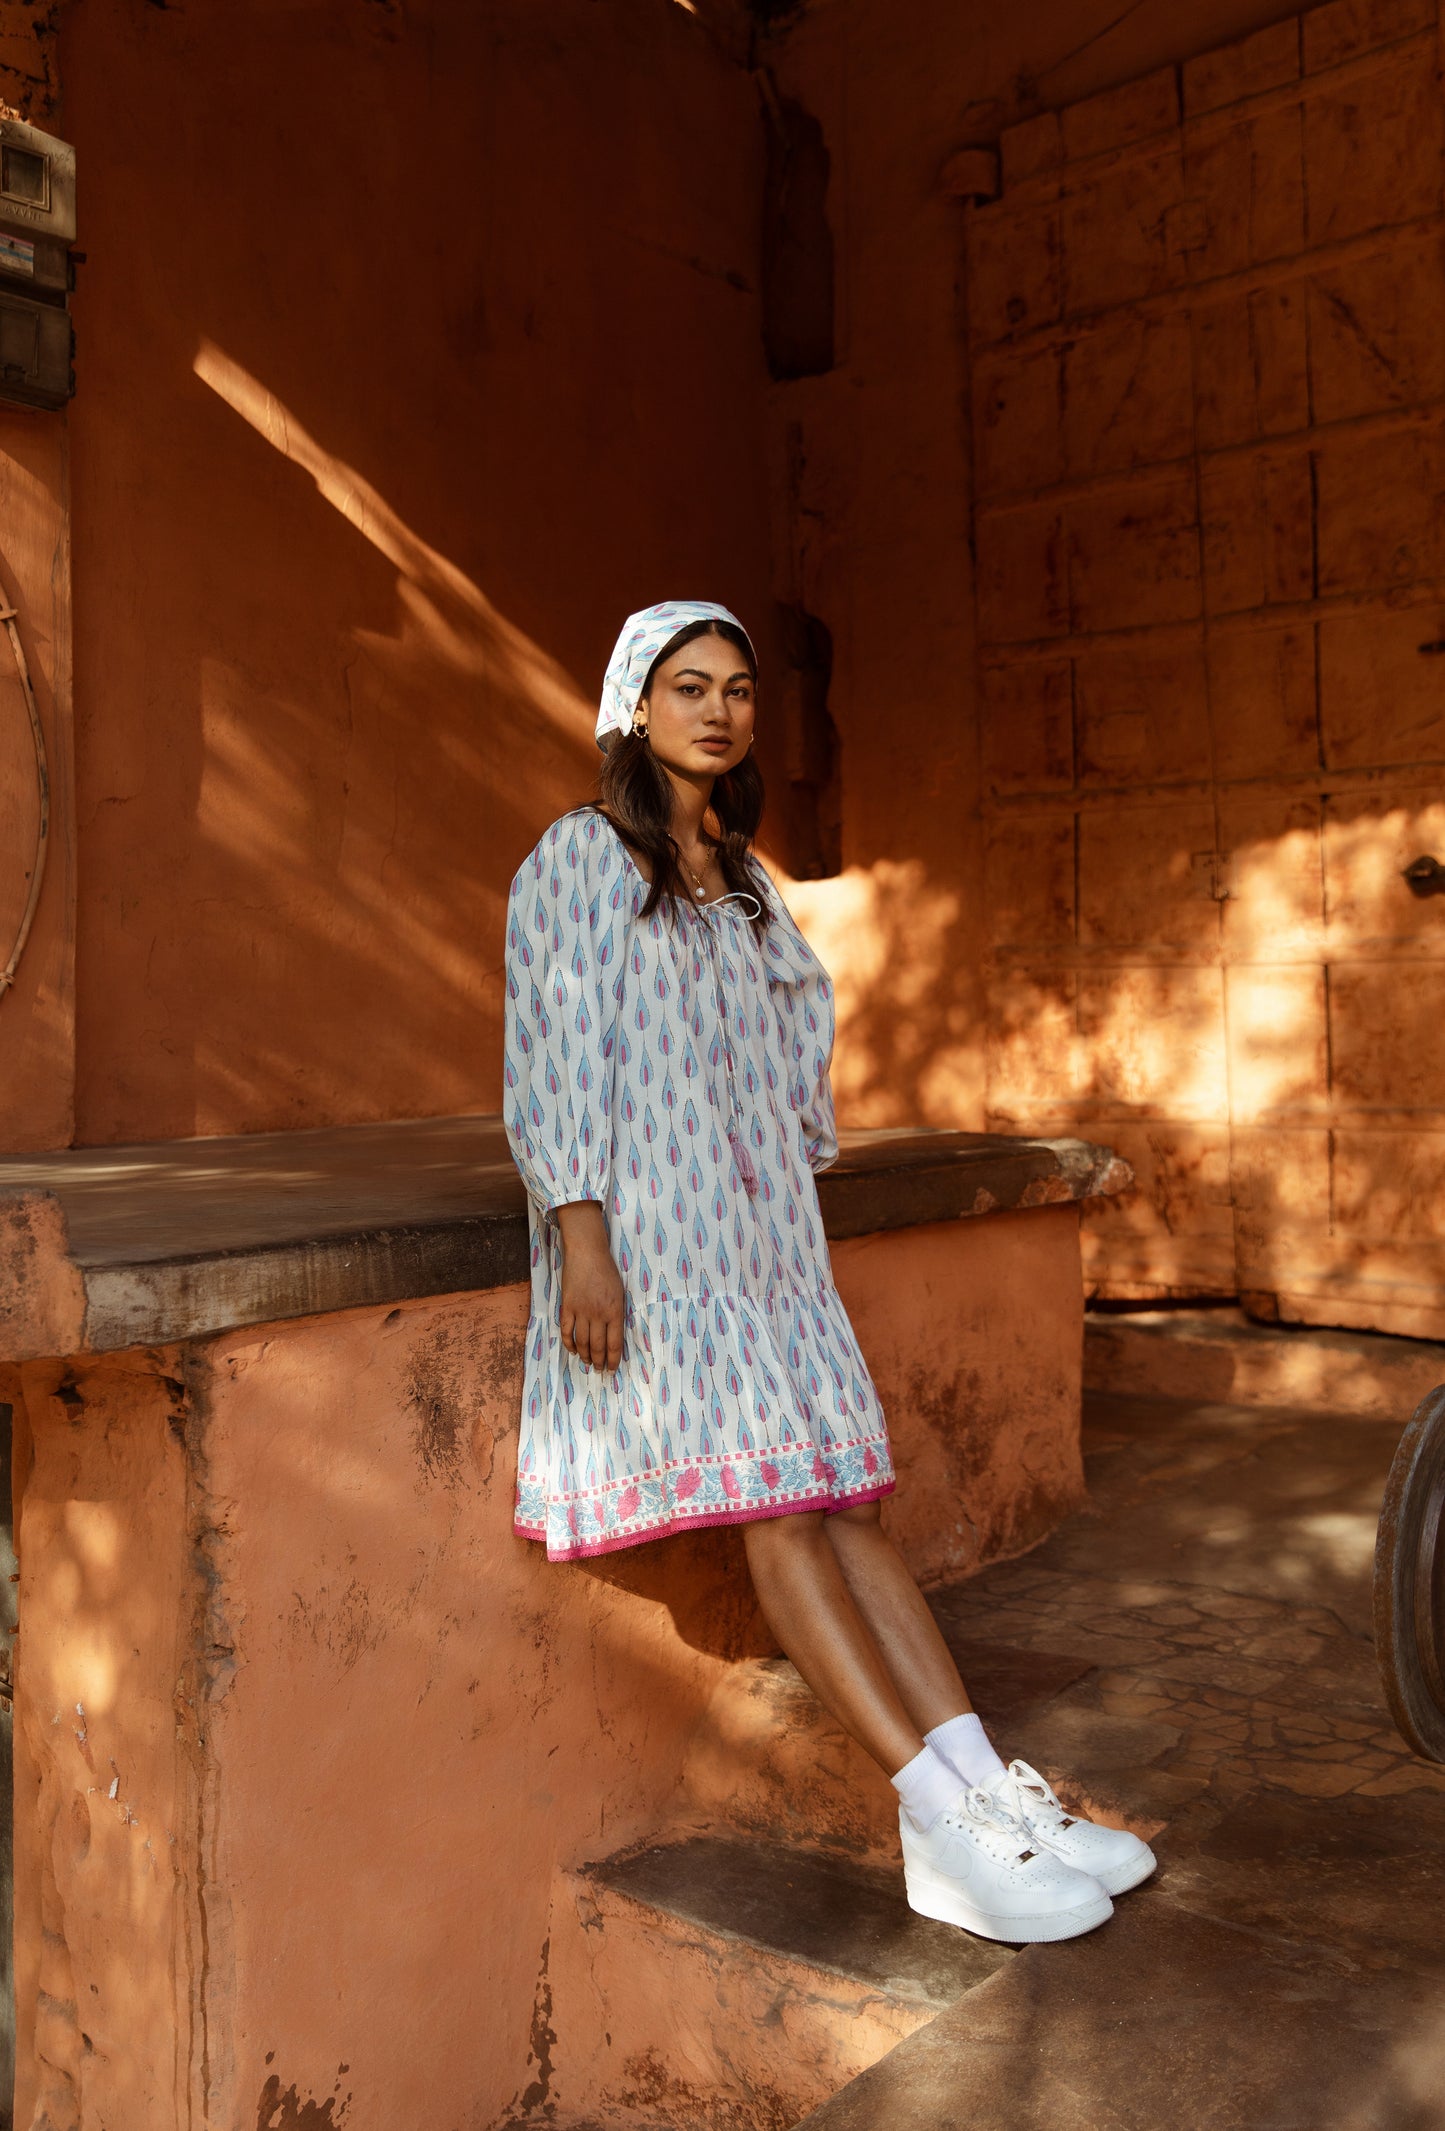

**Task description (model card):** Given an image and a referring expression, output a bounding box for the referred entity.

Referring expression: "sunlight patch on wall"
[782,859,982,1127]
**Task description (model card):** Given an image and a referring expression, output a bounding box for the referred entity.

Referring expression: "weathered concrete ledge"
[1086,1306,1445,1421]
[0,1114,1130,1358]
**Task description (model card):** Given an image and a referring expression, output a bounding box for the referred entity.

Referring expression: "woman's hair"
[595,618,771,931]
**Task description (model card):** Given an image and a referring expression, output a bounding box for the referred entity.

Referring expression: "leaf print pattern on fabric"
[504,809,894,1562]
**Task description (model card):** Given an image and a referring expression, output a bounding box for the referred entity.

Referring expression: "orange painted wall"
[967,0,1445,1336]
[57,0,777,1146]
[14,0,1435,1337]
[6,1206,1084,2131]
[766,0,1445,1336]
[762,2,1324,1142]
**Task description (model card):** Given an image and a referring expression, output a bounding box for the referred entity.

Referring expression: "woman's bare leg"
[823,1502,975,1735]
[742,1510,924,1773]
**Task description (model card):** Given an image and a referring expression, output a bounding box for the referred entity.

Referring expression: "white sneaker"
[900,1787,1114,1944]
[982,1760,1157,1897]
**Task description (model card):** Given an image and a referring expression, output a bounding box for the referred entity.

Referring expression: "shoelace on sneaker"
[936,1785,1041,1865]
[992,1760,1076,1836]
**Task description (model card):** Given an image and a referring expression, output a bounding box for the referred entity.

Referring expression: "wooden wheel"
[1374,1384,1445,1764]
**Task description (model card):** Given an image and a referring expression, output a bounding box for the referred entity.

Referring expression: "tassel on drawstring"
[728,1123,760,1198]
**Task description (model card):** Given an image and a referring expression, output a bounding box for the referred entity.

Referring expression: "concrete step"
[536,1583,1149,2129]
[546,1833,1012,2129]
[786,1866,1445,2131]
[1084,1305,1445,1418]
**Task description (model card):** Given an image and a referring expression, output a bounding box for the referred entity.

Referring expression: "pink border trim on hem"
[514,1478,896,1563]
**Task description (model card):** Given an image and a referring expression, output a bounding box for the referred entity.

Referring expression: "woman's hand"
[555,1201,625,1373]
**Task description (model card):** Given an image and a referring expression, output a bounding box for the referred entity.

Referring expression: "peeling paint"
[616,2042,800,2131]
[255,2065,353,2130]
[518,1935,557,2115]
[405,1322,472,1490]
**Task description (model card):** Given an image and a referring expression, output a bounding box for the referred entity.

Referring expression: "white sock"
[925,1711,1007,1789]
[891,1743,964,1832]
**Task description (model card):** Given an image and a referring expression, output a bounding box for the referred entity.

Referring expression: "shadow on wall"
[194,339,596,833]
[190,348,967,1160]
[785,862,977,1126]
[971,792,1445,1324]
[579,1526,776,1662]
[176,343,597,1140]
[64,0,777,1148]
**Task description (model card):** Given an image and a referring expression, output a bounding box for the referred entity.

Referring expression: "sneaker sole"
[904,1869,1114,1944]
[1096,1845,1157,1898]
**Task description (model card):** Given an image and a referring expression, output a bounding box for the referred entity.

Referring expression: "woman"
[503,599,1153,1944]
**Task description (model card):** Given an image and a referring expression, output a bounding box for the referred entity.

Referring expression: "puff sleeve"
[503,812,624,1215]
[760,881,839,1175]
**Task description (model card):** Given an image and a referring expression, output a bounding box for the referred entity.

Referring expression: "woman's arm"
[503,814,620,1214]
[555,1200,624,1373]
[504,818,628,1371]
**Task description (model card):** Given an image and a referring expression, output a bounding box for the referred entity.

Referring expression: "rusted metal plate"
[1373,1383,1445,1764]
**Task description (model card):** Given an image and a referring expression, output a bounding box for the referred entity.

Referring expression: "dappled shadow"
[757,785,1445,1345]
[804,1380,1445,2128]
[1230,794,1445,1342]
[784,860,981,1125]
[947,784,1445,1331]
[1056,1390,1393,1630]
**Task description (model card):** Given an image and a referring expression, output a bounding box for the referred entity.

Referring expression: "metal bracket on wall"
[1403,855,1445,899]
[0,599,49,1003]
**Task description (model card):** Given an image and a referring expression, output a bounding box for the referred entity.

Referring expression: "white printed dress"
[503,808,894,1561]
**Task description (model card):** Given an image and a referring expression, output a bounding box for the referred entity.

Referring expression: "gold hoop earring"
[632,704,650,739]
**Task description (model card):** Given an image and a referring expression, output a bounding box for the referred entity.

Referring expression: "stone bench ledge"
[0,1115,1130,1359]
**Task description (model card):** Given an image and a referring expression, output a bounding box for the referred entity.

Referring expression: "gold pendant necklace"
[682,851,709,901]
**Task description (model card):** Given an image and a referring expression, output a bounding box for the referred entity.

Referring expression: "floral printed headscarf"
[595,599,754,750]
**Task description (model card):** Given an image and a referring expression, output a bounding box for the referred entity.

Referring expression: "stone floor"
[538,1387,1445,2131]
[798,1388,1445,2130]
[940,1390,1445,1819]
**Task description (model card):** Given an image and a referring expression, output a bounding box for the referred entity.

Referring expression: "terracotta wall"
[968,0,1445,1335]
[4,1206,1084,2131]
[769,0,1445,1337]
[0,2,57,120]
[764,0,1323,1139]
[34,0,772,1147]
[7,0,1443,1337]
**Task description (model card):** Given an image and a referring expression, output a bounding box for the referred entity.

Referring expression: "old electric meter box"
[0,118,76,411]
